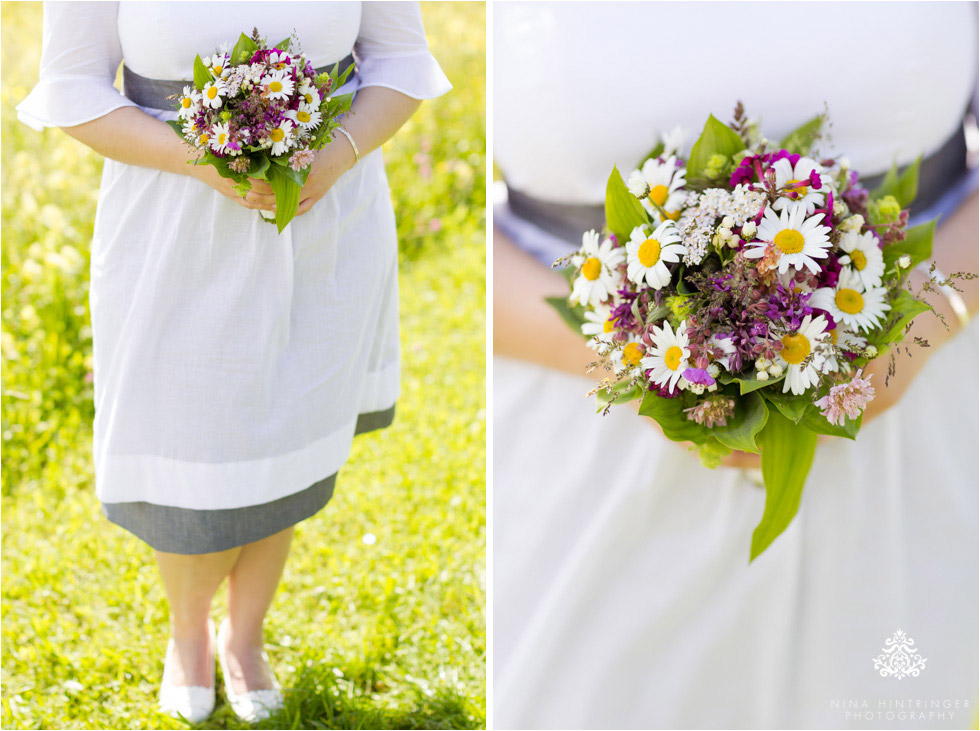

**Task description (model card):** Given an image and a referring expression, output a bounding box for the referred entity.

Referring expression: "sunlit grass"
[0,2,485,729]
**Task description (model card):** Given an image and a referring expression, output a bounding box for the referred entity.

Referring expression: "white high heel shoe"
[217,619,284,723]
[158,619,216,724]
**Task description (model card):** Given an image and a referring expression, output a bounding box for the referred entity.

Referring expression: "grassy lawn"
[0,2,486,729]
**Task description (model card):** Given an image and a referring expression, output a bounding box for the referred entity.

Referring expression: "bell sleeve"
[16,1,139,131]
[353,2,452,100]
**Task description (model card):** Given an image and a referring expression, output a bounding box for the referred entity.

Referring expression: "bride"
[493,3,978,728]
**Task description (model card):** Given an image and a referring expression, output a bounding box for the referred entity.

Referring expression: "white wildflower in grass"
[837,229,885,290]
[570,230,625,308]
[809,269,891,333]
[625,221,685,290]
[744,204,832,274]
[642,319,692,392]
[774,314,829,395]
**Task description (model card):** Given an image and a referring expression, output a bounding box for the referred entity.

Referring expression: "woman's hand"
[189,164,277,212]
[295,134,356,216]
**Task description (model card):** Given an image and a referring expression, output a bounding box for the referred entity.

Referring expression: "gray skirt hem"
[101,405,395,554]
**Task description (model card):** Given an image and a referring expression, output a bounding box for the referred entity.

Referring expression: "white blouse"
[16,2,451,513]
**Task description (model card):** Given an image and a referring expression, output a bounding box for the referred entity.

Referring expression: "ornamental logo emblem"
[873,630,927,679]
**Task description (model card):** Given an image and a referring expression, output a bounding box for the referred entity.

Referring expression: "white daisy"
[809,269,891,333]
[262,69,295,101]
[581,303,617,352]
[177,85,202,120]
[774,314,829,395]
[770,156,834,214]
[268,50,293,69]
[266,119,297,157]
[286,106,323,131]
[837,229,885,291]
[570,231,625,308]
[624,221,685,290]
[630,155,687,223]
[812,325,867,374]
[744,204,832,274]
[641,319,691,392]
[611,336,647,376]
[201,79,228,109]
[298,79,321,108]
[208,122,232,154]
[205,53,231,79]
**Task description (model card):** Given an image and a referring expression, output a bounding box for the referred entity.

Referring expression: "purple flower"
[682,367,715,386]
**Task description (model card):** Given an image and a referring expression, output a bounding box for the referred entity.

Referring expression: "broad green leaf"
[192,55,213,90]
[545,296,587,332]
[596,382,644,408]
[778,114,824,156]
[231,32,258,65]
[274,37,291,52]
[882,218,936,273]
[675,264,693,295]
[638,391,712,445]
[266,164,301,233]
[737,372,785,394]
[604,166,648,245]
[750,410,818,561]
[869,288,932,348]
[165,119,184,137]
[712,391,768,453]
[799,406,861,440]
[762,389,809,423]
[247,155,271,180]
[871,156,921,208]
[698,438,733,468]
[687,114,746,180]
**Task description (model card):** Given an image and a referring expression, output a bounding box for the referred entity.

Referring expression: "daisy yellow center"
[218,133,227,145]
[199,133,210,145]
[181,97,192,109]
[664,209,681,221]
[664,345,683,371]
[649,184,669,207]
[830,328,838,345]
[270,128,285,143]
[582,257,602,281]
[786,178,808,199]
[603,317,616,334]
[297,110,311,123]
[774,229,805,254]
[269,80,283,93]
[780,333,810,365]
[213,65,223,75]
[207,87,218,99]
[622,342,645,367]
[304,93,314,104]
[850,249,867,271]
[835,288,864,315]
[638,238,662,268]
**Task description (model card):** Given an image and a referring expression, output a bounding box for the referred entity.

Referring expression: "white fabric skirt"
[494,320,979,729]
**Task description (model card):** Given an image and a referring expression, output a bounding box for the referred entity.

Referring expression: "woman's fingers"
[247,178,274,195]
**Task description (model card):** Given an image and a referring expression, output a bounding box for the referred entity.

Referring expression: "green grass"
[0,2,485,729]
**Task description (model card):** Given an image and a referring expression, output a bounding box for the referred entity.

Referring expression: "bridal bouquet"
[550,105,945,560]
[167,30,354,232]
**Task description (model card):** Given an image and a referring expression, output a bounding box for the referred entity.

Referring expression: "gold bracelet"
[918,263,971,328]
[335,125,360,164]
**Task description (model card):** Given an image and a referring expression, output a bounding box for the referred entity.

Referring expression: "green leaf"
[799,406,861,440]
[266,164,301,233]
[687,114,746,180]
[869,288,932,348]
[192,54,213,90]
[638,391,711,445]
[737,372,785,394]
[698,438,733,468]
[870,156,921,208]
[712,392,769,453]
[750,410,818,561]
[882,218,936,273]
[778,115,824,156]
[762,389,809,423]
[231,32,258,65]
[166,119,184,137]
[604,166,648,245]
[247,155,271,180]
[639,140,665,166]
[545,296,587,332]
[274,37,291,52]
[596,382,644,408]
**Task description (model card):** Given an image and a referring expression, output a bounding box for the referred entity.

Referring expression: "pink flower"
[814,369,875,426]
[288,148,316,171]
[683,396,735,428]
